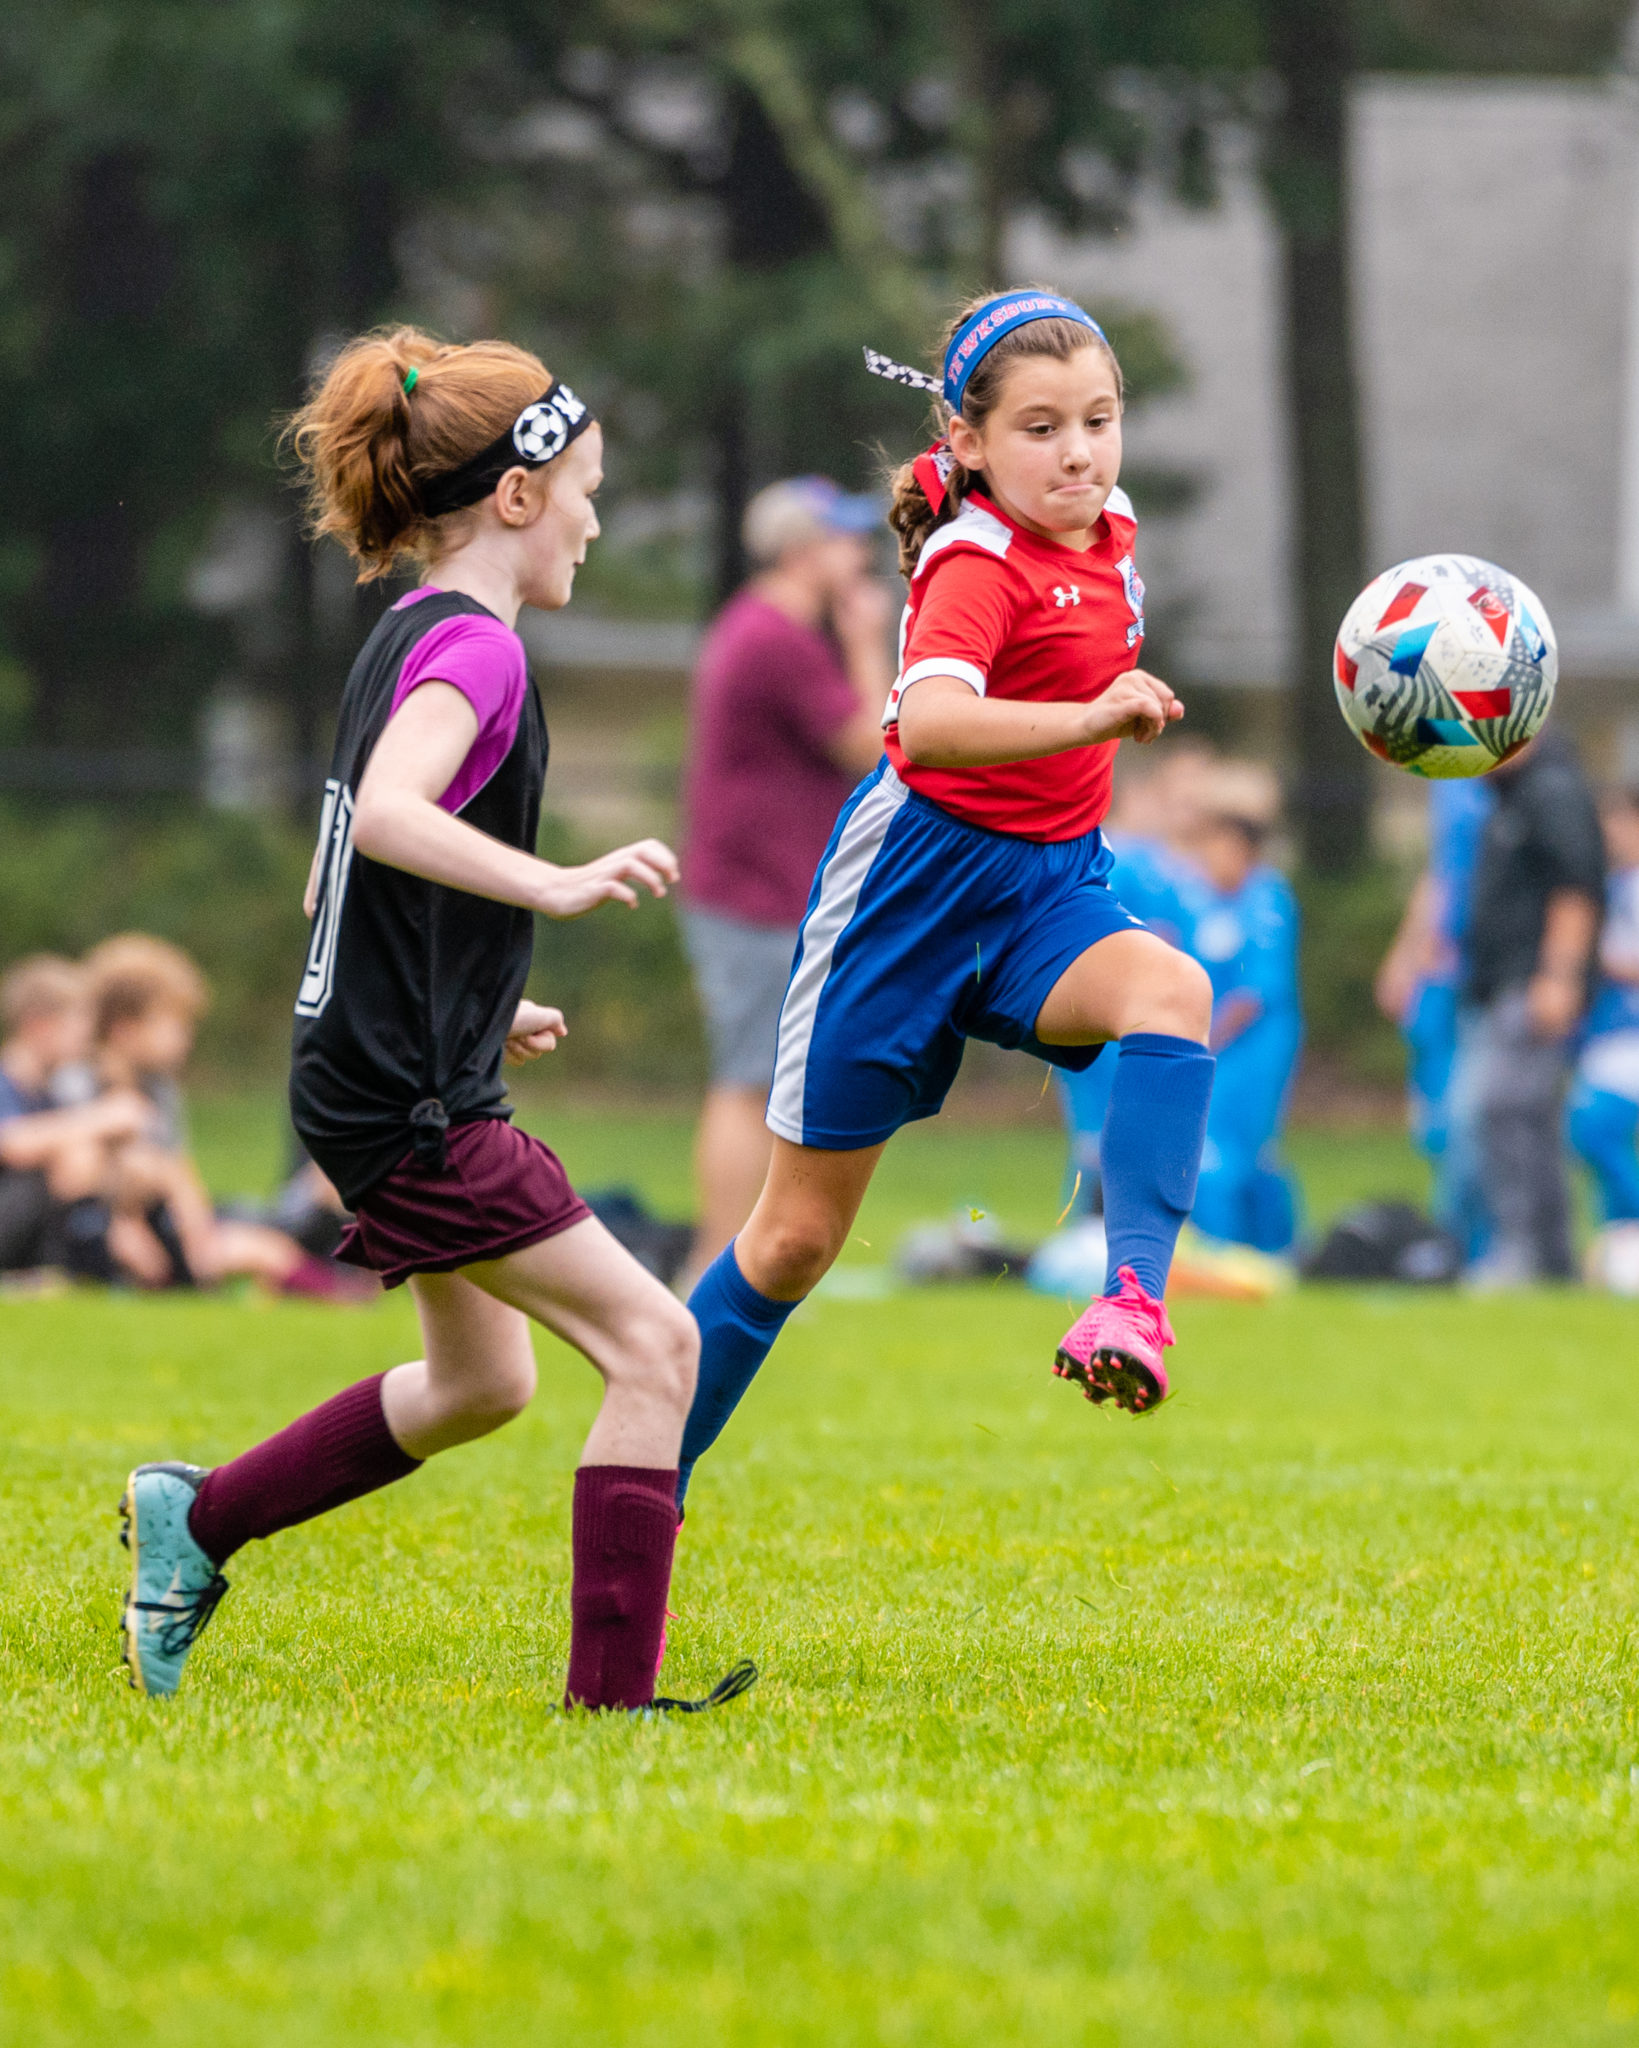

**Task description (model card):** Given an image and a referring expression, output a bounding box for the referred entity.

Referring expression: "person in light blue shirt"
[1058,760,1302,1253]
[1055,828,1193,1201]
[1567,789,1639,1221]
[1376,778,1496,1255]
[1180,787,1303,1255]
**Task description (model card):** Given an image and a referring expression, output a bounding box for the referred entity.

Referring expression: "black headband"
[418,378,597,519]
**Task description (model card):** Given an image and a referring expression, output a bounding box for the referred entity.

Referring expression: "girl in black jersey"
[118,328,752,1716]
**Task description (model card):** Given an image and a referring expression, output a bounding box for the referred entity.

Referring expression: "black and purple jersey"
[289,589,547,1206]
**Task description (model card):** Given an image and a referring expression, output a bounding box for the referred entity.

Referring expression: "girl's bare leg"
[381,1270,541,1459]
[1035,928,1212,1047]
[734,1137,887,1301]
[454,1215,698,1467]
[382,1219,697,1467]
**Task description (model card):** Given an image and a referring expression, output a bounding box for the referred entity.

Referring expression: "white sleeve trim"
[1104,484,1136,523]
[913,503,1014,575]
[903,656,987,694]
[882,656,988,726]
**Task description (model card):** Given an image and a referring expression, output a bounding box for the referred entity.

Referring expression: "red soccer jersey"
[883,486,1145,841]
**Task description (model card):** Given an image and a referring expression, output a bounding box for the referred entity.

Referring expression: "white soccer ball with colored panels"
[1333,553,1557,778]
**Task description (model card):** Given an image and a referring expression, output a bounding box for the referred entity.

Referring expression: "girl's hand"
[1082,669,1184,745]
[505,1000,568,1064]
[533,838,680,919]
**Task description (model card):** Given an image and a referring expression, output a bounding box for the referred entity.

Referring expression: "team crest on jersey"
[1117,554,1145,647]
[1052,585,1081,609]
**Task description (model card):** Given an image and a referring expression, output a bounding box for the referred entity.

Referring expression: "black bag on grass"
[1300,1201,1462,1286]
[0,1167,52,1270]
[582,1187,693,1287]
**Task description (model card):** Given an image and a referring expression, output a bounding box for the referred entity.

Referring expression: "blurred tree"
[5,0,1620,823]
[1258,0,1370,874]
[500,0,1197,599]
[0,0,543,769]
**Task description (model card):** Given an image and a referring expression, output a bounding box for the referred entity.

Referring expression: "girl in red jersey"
[676,290,1215,1510]
[118,328,752,1715]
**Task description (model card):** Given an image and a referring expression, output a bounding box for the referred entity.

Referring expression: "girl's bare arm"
[894,670,1183,770]
[351,683,677,918]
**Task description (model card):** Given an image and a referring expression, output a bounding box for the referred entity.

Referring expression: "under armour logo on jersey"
[1052,585,1081,608]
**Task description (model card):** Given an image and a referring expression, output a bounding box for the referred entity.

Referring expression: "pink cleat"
[1053,1265,1173,1414]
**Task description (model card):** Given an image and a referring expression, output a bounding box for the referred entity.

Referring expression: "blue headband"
[942,292,1105,411]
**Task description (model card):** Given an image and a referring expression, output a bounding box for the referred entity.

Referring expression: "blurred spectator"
[1096,740,1219,947]
[1174,764,1303,1255]
[1056,744,1219,1203]
[1567,787,1639,1223]
[1375,779,1496,1255]
[1057,756,1302,1255]
[1449,733,1604,1285]
[0,955,150,1275]
[678,475,891,1283]
[81,934,373,1299]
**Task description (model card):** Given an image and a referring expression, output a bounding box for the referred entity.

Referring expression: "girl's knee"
[1122,949,1212,1042]
[743,1214,840,1298]
[610,1296,698,1416]
[455,1349,537,1429]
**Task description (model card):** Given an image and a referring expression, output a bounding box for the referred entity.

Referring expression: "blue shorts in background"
[766,761,1146,1150]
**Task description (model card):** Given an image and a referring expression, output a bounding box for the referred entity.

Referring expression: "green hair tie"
[402,367,419,395]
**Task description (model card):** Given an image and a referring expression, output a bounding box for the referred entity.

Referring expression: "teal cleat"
[119,1463,229,1697]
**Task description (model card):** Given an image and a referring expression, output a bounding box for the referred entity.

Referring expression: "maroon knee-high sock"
[187,1373,421,1565]
[564,1465,680,1711]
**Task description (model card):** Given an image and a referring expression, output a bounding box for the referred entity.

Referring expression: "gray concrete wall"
[1355,80,1633,622]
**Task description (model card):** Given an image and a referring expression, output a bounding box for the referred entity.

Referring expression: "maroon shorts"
[337,1117,591,1289]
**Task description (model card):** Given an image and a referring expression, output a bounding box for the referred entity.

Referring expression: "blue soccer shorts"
[766,761,1147,1150]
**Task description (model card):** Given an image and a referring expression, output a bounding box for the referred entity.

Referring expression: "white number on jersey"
[294,780,357,1019]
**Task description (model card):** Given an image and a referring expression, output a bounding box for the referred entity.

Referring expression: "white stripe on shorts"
[766,766,910,1145]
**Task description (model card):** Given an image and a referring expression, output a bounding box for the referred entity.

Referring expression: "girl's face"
[516,425,604,611]
[946,345,1122,550]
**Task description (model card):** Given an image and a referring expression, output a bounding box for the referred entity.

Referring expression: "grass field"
[4,1105,1638,2045]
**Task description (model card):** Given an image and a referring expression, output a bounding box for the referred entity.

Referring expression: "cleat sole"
[1053,1344,1165,1415]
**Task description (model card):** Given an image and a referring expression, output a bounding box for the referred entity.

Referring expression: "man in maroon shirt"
[679,476,891,1281]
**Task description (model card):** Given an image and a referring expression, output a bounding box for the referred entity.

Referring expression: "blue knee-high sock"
[677,1242,801,1511]
[1099,1033,1215,1298]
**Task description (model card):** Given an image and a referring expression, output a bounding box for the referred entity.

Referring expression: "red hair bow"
[913,440,957,512]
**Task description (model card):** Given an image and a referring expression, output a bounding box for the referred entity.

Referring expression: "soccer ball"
[1333,553,1557,778]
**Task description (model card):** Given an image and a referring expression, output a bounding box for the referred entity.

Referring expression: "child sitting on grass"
[0,954,151,1275]
[81,933,374,1300]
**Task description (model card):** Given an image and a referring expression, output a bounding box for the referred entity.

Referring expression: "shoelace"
[652,1659,759,1714]
[134,1571,229,1656]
